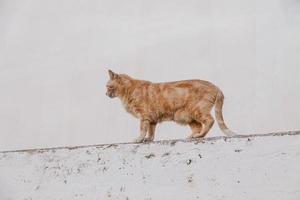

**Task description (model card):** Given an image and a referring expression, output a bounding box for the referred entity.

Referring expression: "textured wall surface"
[0,131,300,200]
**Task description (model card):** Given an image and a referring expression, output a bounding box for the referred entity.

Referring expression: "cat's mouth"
[106,90,116,98]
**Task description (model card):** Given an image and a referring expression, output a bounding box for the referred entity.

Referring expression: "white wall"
[1,132,300,200]
[0,0,300,151]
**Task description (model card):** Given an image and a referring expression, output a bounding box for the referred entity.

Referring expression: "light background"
[0,0,299,151]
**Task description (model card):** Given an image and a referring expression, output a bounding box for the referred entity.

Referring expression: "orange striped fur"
[106,70,235,143]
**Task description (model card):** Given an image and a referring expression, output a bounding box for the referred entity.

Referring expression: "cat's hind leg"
[189,99,215,138]
[188,121,203,138]
[192,113,214,138]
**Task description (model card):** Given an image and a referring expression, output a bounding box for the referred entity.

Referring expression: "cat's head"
[106,70,132,98]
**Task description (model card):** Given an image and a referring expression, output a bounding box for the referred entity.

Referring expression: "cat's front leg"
[144,123,156,142]
[133,119,150,143]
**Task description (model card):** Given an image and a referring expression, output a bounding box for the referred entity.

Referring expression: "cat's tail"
[214,91,237,136]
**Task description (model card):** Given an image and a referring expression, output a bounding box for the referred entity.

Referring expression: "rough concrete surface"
[0,131,300,200]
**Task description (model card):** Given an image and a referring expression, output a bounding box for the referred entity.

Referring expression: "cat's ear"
[108,69,119,80]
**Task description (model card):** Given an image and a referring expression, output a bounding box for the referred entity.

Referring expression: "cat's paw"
[187,134,194,139]
[133,137,144,143]
[143,137,154,143]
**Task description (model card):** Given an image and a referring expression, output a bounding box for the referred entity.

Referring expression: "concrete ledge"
[1,131,300,200]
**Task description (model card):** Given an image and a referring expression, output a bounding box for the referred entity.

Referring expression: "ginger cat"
[106,70,236,143]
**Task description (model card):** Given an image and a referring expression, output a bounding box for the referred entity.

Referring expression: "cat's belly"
[156,109,192,125]
[173,109,193,125]
[154,111,173,123]
[160,114,174,122]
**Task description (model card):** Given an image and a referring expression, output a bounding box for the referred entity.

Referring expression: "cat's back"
[154,79,219,92]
